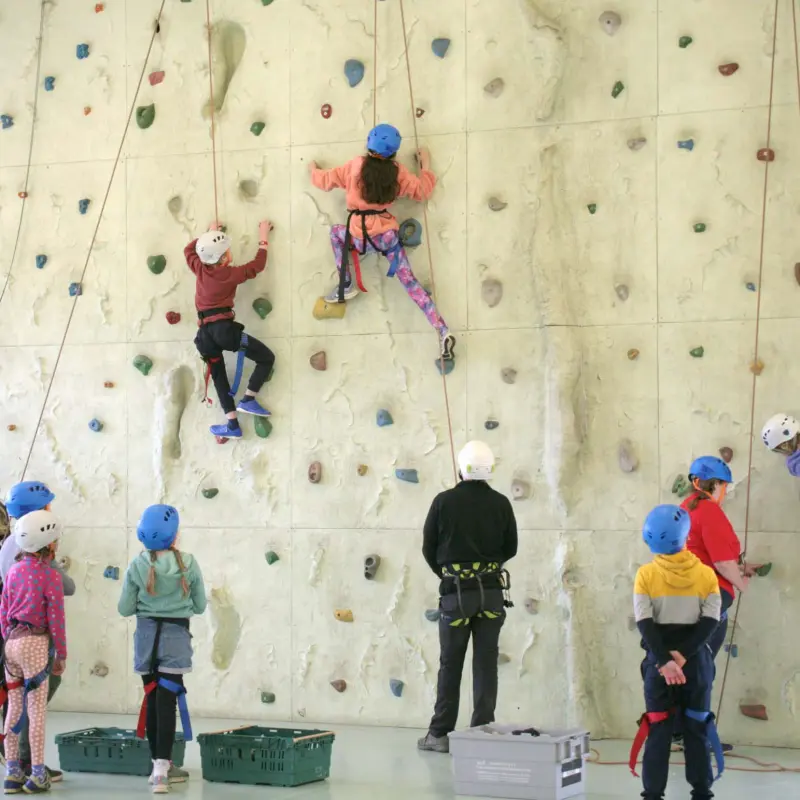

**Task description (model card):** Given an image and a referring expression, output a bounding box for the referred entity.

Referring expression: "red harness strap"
[202,357,223,405]
[350,249,367,293]
[629,711,671,776]
[136,681,158,739]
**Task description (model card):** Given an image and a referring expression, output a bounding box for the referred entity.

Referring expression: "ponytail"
[687,477,720,511]
[146,547,190,597]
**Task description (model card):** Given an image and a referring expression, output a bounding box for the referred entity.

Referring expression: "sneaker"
[151,774,169,794]
[42,770,60,785]
[417,732,450,754]
[149,765,188,785]
[236,397,271,417]
[209,422,243,438]
[324,280,358,303]
[440,333,456,361]
[4,774,25,795]
[20,773,50,794]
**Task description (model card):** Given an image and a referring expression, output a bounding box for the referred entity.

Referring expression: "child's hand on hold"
[416,147,431,171]
[669,650,686,668]
[659,660,686,685]
[52,659,66,676]
[258,220,273,243]
[308,160,318,176]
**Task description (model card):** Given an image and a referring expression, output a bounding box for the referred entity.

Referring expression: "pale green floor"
[26,712,800,798]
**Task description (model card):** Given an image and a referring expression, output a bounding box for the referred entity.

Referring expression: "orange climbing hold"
[18,192,28,199]
[750,358,764,376]
[7,425,16,432]
[718,63,739,76]
[84,106,92,116]
[739,703,768,721]
[757,148,775,162]
[95,3,104,12]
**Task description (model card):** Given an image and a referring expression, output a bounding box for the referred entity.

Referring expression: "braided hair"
[146,546,190,597]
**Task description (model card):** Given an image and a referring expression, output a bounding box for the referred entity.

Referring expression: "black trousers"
[641,648,715,800]
[428,588,505,738]
[194,319,275,414]
[142,673,184,761]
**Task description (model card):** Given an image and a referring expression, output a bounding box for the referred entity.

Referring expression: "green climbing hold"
[133,355,153,376]
[202,488,219,499]
[147,255,166,275]
[611,81,625,98]
[679,36,693,48]
[671,474,692,498]
[261,0,275,5]
[136,104,156,129]
[587,203,597,215]
[265,551,279,565]
[253,297,272,319]
[693,223,707,233]
[254,417,273,439]
[755,562,772,577]
[250,121,265,136]
[260,691,276,704]
[689,346,704,358]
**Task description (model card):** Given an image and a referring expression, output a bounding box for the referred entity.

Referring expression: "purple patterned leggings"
[329,225,449,338]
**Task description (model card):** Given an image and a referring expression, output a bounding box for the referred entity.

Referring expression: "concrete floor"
[29,712,800,798]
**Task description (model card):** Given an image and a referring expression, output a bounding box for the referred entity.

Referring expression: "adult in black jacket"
[418,441,518,753]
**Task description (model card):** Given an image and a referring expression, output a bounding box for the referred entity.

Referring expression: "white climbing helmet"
[195,230,231,265]
[761,413,800,450]
[458,441,496,481]
[13,509,63,553]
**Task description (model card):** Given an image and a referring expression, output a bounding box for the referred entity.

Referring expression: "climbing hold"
[376,409,393,427]
[364,554,381,580]
[252,297,273,320]
[95,3,104,11]
[755,562,772,577]
[261,0,275,5]
[399,218,422,247]
[524,598,540,615]
[309,351,327,371]
[321,103,332,119]
[671,475,692,498]
[395,469,419,484]
[215,436,230,445]
[357,464,368,476]
[618,439,639,473]
[488,196,508,212]
[718,447,733,463]
[312,297,347,320]
[498,653,511,665]
[334,609,354,623]
[1,115,14,130]
[750,358,765,376]
[103,566,119,580]
[739,703,767,721]
[239,179,259,199]
[103,381,114,389]
[795,262,800,285]
[481,278,503,308]
[136,104,156,130]
[723,643,739,658]
[330,680,347,693]
[435,358,455,376]
[91,662,109,677]
[69,282,82,297]
[260,691,276,704]
[693,223,706,233]
[718,63,739,76]
[44,76,55,91]
[745,282,757,292]
[678,35,693,48]
[615,283,629,301]
[7,425,16,432]
[627,137,647,151]
[248,121,266,138]
[202,488,219,499]
[587,203,597,215]
[164,311,181,326]
[148,71,165,86]
[611,81,625,98]
[56,556,71,571]
[756,148,775,162]
[76,43,90,60]
[35,255,47,269]
[689,346,704,358]
[484,78,505,98]
[88,419,103,433]
[18,192,27,199]
[677,139,694,151]
[598,11,622,35]
[78,198,90,215]
[485,420,499,431]
[415,107,425,118]
[344,59,365,88]
[133,355,153,376]
[431,38,451,58]
[265,550,279,565]
[254,417,273,438]
[501,368,517,385]
[308,462,323,484]
[425,609,441,622]
[511,477,531,501]
[627,348,640,361]
[627,615,638,631]
[389,679,404,698]
[147,255,166,275]
[83,106,92,116]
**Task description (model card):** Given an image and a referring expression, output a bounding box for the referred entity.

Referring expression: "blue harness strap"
[685,709,724,781]
[158,678,193,742]
[384,239,403,278]
[228,333,249,397]
[10,647,55,736]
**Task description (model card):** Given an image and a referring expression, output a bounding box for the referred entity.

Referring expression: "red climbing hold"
[321,103,332,119]
[18,192,28,199]
[165,311,181,325]
[148,71,165,86]
[756,148,775,162]
[95,3,104,11]
[739,703,768,721]
[415,108,425,118]
[103,381,115,389]
[215,436,230,445]
[718,63,739,76]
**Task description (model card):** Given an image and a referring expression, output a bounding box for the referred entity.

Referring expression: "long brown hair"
[360,154,399,205]
[146,547,189,597]
[686,478,722,511]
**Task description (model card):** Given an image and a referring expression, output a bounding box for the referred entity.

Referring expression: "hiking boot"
[324,279,358,303]
[210,422,242,438]
[417,733,449,753]
[237,397,271,417]
[440,333,456,361]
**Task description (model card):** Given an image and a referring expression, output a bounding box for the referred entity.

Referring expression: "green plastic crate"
[55,727,186,776]
[197,725,335,787]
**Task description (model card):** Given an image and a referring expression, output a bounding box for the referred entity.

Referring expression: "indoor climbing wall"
[1,0,799,745]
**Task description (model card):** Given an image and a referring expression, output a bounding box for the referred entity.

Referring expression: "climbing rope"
[396,0,459,484]
[204,0,220,224]
[18,1,168,481]
[0,0,47,307]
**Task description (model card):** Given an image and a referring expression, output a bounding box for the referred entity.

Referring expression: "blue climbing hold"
[77,43,90,59]
[78,198,90,215]
[35,255,47,269]
[389,679,404,698]
[399,218,422,247]
[44,76,55,91]
[376,409,393,427]
[344,59,365,88]
[395,469,419,484]
[435,358,455,376]
[103,566,119,580]
[677,139,695,152]
[745,282,757,292]
[0,114,13,130]
[69,282,82,297]
[724,643,739,657]
[88,418,103,432]
[431,38,451,59]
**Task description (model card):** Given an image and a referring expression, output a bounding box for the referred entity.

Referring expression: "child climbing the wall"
[0,510,67,795]
[308,124,456,364]
[118,505,206,795]
[188,220,275,440]
[631,505,724,800]
[761,413,800,475]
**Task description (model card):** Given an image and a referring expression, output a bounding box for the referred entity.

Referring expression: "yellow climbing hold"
[334,609,354,623]
[313,297,347,320]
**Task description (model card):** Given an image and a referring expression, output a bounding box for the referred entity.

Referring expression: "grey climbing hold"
[627,614,638,631]
[0,115,13,129]
[719,447,733,464]
[253,297,273,319]
[36,254,47,269]
[431,38,451,58]
[310,351,327,371]
[488,196,508,212]
[202,488,219,499]
[399,218,422,247]
[618,439,638,473]
[91,661,109,677]
[481,278,503,308]
[485,420,499,430]
[136,104,156,129]
[133,355,153,375]
[167,196,182,214]
[88,418,103,433]
[239,179,258,199]
[103,566,119,580]
[627,137,647,151]
[56,556,71,571]
[78,198,90,215]
[308,461,323,484]
[260,691,276,704]
[677,139,694,152]
[76,43,90,59]
[330,680,347,693]
[425,608,441,622]
[389,679,404,698]
[745,282,757,292]
[344,59,365,88]
[44,76,55,91]
[524,598,539,615]
[615,283,629,301]
[376,409,393,427]
[250,121,265,136]
[69,282,82,297]
[395,469,419,484]
[501,368,517,385]
[511,476,531,501]
[364,554,381,580]
[484,78,505,98]
[435,358,455,376]
[598,11,622,35]
[254,417,273,438]
[265,551,279,565]
[498,653,511,665]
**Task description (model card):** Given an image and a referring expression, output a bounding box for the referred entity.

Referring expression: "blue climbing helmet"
[367,124,401,158]
[4,481,55,519]
[137,504,180,551]
[688,456,732,484]
[642,505,691,555]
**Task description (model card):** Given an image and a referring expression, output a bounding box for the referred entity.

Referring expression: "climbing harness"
[440,562,514,627]
[196,310,247,405]
[228,334,249,397]
[685,709,725,781]
[629,711,670,776]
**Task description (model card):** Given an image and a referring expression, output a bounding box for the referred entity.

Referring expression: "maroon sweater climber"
[185,240,267,326]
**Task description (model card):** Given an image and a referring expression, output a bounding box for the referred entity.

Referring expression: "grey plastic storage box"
[448,724,590,800]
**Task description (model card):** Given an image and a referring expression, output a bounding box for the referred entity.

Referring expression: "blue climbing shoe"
[210,422,243,439]
[237,398,271,417]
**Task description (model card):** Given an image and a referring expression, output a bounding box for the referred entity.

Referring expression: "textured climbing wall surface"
[2,0,800,745]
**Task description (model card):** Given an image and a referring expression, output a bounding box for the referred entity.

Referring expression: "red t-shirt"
[682,494,741,597]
